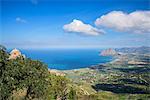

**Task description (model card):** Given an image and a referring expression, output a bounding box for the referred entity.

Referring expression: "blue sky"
[1,0,150,49]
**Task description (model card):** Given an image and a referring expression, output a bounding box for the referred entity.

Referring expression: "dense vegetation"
[0,45,76,100]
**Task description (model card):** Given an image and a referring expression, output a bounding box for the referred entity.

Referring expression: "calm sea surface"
[8,48,113,70]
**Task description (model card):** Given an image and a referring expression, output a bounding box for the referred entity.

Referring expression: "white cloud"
[16,17,27,23]
[95,11,150,34]
[63,19,105,36]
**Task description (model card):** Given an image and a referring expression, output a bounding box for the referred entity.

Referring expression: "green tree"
[47,74,70,100]
[0,45,10,100]
[0,45,49,100]
[0,45,77,100]
[68,86,76,100]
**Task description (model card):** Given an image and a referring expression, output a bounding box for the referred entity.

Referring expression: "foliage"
[0,46,49,99]
[46,74,77,100]
[0,45,77,100]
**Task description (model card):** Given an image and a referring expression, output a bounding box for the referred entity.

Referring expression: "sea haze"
[8,48,113,70]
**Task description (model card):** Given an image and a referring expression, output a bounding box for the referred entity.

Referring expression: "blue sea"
[9,48,113,70]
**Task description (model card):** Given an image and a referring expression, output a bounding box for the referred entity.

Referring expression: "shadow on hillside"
[114,66,150,74]
[90,65,107,70]
[114,79,149,86]
[92,83,149,94]
[89,65,111,73]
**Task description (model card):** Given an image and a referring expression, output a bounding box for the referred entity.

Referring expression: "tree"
[46,74,70,100]
[0,45,49,100]
[0,45,10,100]
[68,86,76,100]
[0,45,77,100]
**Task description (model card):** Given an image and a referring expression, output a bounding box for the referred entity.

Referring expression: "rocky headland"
[100,48,118,56]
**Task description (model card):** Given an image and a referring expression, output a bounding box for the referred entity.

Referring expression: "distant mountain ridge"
[100,46,150,56]
[115,46,150,54]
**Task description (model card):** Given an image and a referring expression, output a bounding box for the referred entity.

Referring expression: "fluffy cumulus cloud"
[16,17,27,23]
[63,19,105,36]
[95,11,150,34]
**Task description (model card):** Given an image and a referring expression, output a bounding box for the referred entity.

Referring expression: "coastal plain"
[61,47,150,99]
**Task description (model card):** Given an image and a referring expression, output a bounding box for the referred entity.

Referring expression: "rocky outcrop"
[100,48,118,56]
[9,48,22,59]
[9,48,25,59]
